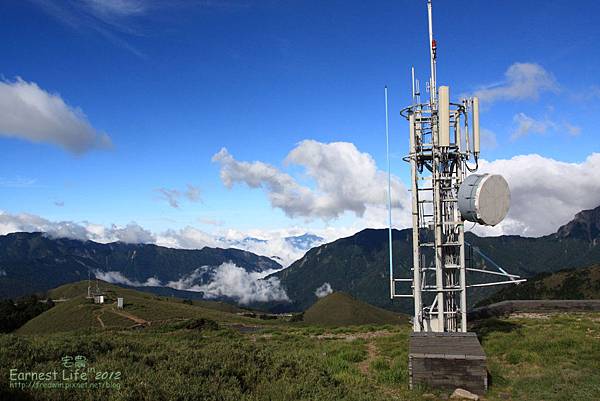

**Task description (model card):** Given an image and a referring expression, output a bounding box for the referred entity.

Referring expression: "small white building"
[94,295,105,304]
[117,297,124,309]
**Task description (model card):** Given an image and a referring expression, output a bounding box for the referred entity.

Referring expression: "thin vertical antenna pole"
[385,86,394,300]
[411,67,416,103]
[428,0,444,330]
[427,0,436,105]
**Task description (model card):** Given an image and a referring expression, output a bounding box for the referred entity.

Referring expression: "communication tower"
[389,0,524,334]
[384,1,527,392]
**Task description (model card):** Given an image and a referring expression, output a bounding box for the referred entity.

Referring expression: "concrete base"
[409,332,487,394]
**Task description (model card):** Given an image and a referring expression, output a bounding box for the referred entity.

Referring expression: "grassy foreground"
[1,312,600,401]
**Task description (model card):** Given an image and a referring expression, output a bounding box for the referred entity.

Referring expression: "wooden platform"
[409,332,487,394]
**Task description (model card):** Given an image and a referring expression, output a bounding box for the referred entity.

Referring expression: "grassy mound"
[303,292,406,326]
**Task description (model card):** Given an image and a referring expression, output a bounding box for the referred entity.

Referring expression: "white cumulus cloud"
[315,282,333,298]
[2,150,600,259]
[0,78,112,154]
[474,63,558,104]
[212,140,409,220]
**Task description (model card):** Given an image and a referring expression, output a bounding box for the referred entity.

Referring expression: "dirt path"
[94,310,106,328]
[315,330,394,376]
[358,341,379,375]
[250,329,394,375]
[110,307,149,325]
[315,330,392,341]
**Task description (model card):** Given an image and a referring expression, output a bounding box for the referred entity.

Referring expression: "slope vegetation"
[17,281,253,335]
[3,309,600,401]
[478,264,600,306]
[303,292,406,326]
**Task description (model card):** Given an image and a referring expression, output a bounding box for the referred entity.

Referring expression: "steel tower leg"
[409,113,422,332]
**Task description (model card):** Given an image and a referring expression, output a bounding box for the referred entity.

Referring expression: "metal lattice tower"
[389,0,524,333]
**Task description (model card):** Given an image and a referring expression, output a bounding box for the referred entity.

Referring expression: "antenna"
[427,0,437,106]
[385,86,394,299]
[411,67,416,103]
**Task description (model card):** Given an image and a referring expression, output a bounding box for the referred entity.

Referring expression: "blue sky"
[0,0,599,252]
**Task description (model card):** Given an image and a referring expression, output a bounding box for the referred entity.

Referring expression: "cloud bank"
[95,270,161,287]
[94,263,288,305]
[166,263,289,305]
[476,153,600,236]
[0,212,154,244]
[0,78,112,154]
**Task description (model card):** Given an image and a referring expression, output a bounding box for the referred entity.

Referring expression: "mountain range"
[1,205,599,313]
[274,205,600,312]
[0,233,281,299]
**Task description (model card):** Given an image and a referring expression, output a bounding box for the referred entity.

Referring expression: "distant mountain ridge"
[285,234,324,250]
[0,232,281,299]
[274,205,600,313]
[556,206,600,244]
[217,233,324,266]
[226,234,323,251]
[2,205,600,312]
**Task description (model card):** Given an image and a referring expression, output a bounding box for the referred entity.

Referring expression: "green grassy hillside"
[17,281,254,335]
[2,310,600,400]
[303,292,407,326]
[478,264,600,306]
